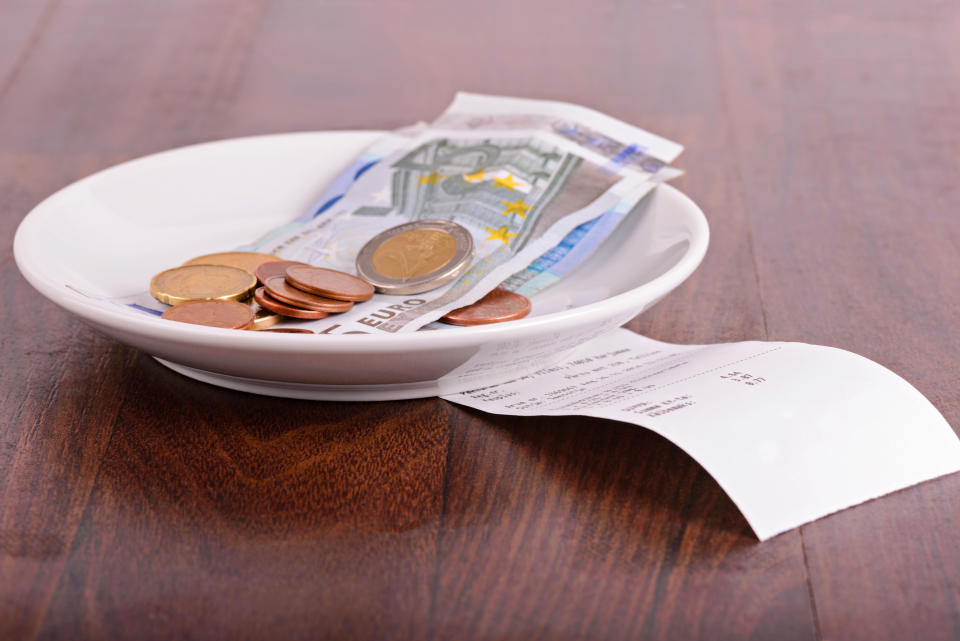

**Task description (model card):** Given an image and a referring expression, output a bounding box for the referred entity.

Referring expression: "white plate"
[14,131,709,400]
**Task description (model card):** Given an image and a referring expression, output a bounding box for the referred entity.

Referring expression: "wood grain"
[713,4,960,640]
[1,1,958,639]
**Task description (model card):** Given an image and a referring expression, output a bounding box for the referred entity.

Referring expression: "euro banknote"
[244,93,683,334]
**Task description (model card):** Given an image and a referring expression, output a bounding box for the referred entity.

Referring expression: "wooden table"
[3,2,958,639]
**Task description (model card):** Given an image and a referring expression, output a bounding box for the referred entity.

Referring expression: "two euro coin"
[356,220,473,295]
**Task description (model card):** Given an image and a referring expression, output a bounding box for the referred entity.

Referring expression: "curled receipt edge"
[442,329,960,541]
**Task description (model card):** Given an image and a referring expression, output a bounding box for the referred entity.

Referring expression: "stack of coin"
[150,252,277,330]
[253,264,374,320]
[151,250,376,331]
[150,234,532,332]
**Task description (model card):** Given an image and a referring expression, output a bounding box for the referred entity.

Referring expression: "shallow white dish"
[14,131,709,400]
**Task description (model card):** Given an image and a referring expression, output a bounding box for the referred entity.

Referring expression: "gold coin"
[356,220,473,295]
[250,303,282,330]
[150,264,257,306]
[371,229,458,279]
[183,251,283,274]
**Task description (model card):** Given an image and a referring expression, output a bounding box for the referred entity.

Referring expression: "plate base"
[155,358,448,401]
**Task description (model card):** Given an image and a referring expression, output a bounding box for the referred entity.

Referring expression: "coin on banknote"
[254,287,331,319]
[356,220,473,295]
[150,264,256,305]
[284,265,374,302]
[161,299,255,329]
[183,251,282,275]
[439,287,531,326]
[255,260,311,285]
[263,276,353,313]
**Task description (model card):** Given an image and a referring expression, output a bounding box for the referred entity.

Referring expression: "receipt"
[443,329,960,541]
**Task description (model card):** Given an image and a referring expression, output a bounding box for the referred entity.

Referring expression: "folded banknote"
[245,93,683,334]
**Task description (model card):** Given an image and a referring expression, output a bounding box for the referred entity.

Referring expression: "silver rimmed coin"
[355,220,474,295]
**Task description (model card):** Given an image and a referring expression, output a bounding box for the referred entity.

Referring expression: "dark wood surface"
[2,2,958,639]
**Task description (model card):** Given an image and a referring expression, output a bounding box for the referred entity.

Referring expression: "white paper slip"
[442,329,960,541]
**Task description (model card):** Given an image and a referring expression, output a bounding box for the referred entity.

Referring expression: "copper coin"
[150,264,257,305]
[183,251,283,275]
[253,287,330,319]
[161,299,255,329]
[284,265,375,302]
[255,260,311,285]
[439,288,531,326]
[263,276,353,313]
[255,328,315,334]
